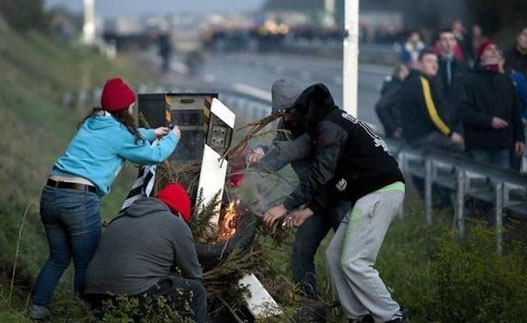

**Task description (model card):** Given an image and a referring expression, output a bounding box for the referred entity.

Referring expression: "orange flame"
[218,199,240,240]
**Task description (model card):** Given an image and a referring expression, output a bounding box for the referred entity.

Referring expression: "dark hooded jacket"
[85,197,202,296]
[375,75,404,137]
[458,67,525,150]
[282,84,404,212]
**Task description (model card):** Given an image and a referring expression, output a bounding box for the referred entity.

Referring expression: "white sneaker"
[29,304,49,320]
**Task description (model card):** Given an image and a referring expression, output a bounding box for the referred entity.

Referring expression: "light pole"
[83,0,96,45]
[343,0,359,116]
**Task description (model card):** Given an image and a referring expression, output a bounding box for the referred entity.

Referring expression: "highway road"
[168,52,393,133]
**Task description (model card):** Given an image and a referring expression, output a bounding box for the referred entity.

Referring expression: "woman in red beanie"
[30,78,181,320]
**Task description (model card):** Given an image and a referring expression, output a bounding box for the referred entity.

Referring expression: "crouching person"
[84,184,207,322]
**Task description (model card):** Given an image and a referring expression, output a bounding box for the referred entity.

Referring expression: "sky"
[44,0,266,17]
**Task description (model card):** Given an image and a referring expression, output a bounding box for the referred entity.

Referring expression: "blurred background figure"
[452,20,471,62]
[471,24,487,65]
[400,31,425,68]
[375,64,409,139]
[158,33,173,74]
[184,51,205,77]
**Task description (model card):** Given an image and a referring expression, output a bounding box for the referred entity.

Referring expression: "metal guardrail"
[63,87,527,254]
[389,140,527,254]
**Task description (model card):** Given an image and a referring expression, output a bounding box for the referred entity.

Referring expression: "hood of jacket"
[83,113,121,131]
[290,83,338,134]
[122,197,172,218]
[271,79,303,113]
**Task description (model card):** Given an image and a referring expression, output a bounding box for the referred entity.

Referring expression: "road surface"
[167,52,392,133]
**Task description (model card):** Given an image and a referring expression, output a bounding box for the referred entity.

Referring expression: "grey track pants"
[325,182,405,322]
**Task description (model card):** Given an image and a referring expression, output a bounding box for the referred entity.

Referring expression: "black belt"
[46,179,97,194]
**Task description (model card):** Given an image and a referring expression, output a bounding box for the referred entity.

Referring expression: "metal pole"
[83,0,96,45]
[396,152,406,219]
[455,170,466,238]
[425,160,433,225]
[495,182,504,255]
[343,0,359,116]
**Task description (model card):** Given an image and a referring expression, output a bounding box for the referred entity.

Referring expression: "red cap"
[100,77,136,112]
[477,40,497,60]
[156,184,192,222]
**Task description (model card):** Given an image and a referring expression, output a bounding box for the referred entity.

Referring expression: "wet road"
[171,52,392,132]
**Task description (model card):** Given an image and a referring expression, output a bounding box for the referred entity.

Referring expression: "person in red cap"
[30,78,182,320]
[84,184,206,323]
[458,41,525,169]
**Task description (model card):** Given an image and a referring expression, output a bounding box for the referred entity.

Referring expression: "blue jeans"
[33,185,101,307]
[291,200,350,299]
[469,148,511,169]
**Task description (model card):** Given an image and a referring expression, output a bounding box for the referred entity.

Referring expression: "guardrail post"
[495,182,504,255]
[455,170,466,238]
[425,159,433,225]
[396,152,406,219]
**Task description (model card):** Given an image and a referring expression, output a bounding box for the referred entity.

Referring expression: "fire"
[218,199,240,240]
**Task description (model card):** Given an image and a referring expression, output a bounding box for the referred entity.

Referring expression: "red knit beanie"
[477,40,497,60]
[100,77,136,112]
[156,184,192,223]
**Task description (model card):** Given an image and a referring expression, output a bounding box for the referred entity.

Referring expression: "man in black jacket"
[263,84,408,323]
[459,40,525,168]
[435,28,471,98]
[435,28,471,127]
[400,49,464,151]
[248,80,350,302]
[375,64,409,139]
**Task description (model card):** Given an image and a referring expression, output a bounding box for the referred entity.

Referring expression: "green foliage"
[98,295,194,323]
[429,225,527,322]
[374,211,527,323]
[189,189,222,242]
[0,18,155,322]
[0,0,48,32]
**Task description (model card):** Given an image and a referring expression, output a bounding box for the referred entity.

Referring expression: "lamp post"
[343,0,359,116]
[83,0,96,45]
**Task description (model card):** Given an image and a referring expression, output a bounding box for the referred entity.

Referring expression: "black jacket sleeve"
[283,121,348,210]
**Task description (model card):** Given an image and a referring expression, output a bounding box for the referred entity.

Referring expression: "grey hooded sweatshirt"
[258,79,313,177]
[85,197,202,296]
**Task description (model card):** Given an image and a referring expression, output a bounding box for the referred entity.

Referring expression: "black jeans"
[87,276,207,322]
[291,201,350,299]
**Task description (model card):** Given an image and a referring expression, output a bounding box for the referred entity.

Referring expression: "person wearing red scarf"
[457,40,525,168]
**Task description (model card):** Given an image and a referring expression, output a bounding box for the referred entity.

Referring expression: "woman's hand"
[154,127,170,138]
[171,126,181,140]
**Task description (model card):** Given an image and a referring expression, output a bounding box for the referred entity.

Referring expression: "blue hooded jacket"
[51,114,178,196]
